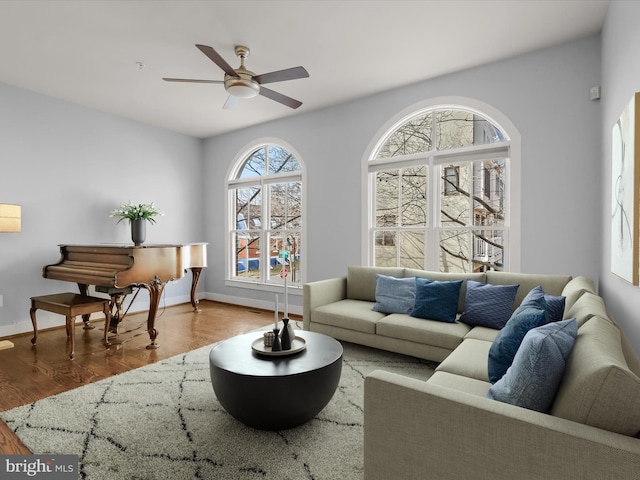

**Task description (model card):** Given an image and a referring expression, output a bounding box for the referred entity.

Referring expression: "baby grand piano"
[42,243,207,349]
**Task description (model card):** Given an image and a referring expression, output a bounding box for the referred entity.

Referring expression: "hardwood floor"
[0,300,286,455]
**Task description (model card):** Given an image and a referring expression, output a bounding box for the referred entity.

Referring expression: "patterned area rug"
[1,330,436,480]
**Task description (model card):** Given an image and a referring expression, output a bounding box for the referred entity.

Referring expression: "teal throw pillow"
[459,280,519,329]
[372,274,416,314]
[410,278,463,323]
[487,319,578,413]
[488,288,549,383]
[523,285,566,323]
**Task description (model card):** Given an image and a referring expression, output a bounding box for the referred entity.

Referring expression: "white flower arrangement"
[109,201,164,224]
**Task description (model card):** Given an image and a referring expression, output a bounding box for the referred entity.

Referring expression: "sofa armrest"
[303,277,347,330]
[364,370,640,480]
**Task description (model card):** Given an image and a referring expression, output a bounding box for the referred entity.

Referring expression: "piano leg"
[142,278,167,349]
[190,267,203,312]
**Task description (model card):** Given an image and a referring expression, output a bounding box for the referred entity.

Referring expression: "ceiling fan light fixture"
[165,44,307,109]
[225,77,260,99]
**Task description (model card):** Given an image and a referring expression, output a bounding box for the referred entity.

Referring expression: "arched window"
[367,101,519,272]
[227,142,304,289]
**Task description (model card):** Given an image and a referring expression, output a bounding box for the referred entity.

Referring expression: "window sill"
[224,278,302,295]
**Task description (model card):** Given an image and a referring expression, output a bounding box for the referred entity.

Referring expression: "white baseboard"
[0,293,196,340]
[0,292,300,340]
[205,292,303,316]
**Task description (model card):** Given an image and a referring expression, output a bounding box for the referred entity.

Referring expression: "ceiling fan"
[163,44,309,110]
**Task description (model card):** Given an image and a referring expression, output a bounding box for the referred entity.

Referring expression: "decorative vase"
[284,318,295,345]
[280,318,292,350]
[131,219,146,246]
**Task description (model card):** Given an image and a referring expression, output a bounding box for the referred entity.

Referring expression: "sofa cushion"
[410,278,462,323]
[464,326,499,342]
[376,314,471,351]
[427,371,492,397]
[405,269,485,313]
[487,319,578,413]
[486,271,571,309]
[372,274,416,314]
[435,338,492,381]
[621,330,640,378]
[459,280,519,329]
[551,316,640,436]
[347,265,404,302]
[563,292,611,327]
[488,289,549,383]
[561,275,597,311]
[312,299,384,334]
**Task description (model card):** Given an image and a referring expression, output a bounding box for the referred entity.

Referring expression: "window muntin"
[229,144,303,287]
[234,186,262,279]
[238,148,265,178]
[370,107,509,273]
[376,113,433,158]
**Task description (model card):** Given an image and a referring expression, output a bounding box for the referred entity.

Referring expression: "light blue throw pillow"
[459,280,519,329]
[488,289,549,383]
[410,278,463,323]
[372,274,416,314]
[487,319,578,413]
[523,285,566,323]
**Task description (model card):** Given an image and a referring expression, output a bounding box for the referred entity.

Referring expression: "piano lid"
[44,243,208,288]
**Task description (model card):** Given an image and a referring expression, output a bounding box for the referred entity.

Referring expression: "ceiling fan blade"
[223,95,241,110]
[253,66,309,85]
[196,44,239,78]
[163,78,224,84]
[259,86,303,109]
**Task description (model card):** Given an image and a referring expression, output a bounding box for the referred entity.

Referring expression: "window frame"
[362,97,521,272]
[225,139,306,294]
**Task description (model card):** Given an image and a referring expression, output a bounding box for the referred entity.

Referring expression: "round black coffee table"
[209,331,343,430]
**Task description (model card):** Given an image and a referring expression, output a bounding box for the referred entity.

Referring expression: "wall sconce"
[0,204,21,233]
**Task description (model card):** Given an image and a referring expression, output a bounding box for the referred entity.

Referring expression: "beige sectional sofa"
[303,266,640,479]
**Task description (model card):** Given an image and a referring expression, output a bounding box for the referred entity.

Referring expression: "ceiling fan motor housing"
[225,71,260,98]
[225,45,259,98]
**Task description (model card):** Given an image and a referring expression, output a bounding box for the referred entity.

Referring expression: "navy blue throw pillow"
[410,278,463,323]
[488,288,550,383]
[459,280,519,329]
[522,285,566,323]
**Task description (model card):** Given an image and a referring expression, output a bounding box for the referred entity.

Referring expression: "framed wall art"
[611,92,640,285]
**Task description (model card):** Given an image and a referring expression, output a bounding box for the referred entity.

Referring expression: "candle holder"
[280,318,292,350]
[271,328,282,351]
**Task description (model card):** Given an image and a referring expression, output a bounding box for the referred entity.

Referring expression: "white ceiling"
[0,0,608,139]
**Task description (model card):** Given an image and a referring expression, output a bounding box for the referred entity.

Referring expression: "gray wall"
[600,1,640,353]
[0,83,204,336]
[0,30,614,351]
[203,35,602,318]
